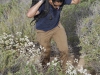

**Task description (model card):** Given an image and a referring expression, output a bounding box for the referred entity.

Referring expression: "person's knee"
[60,47,68,55]
[61,51,68,56]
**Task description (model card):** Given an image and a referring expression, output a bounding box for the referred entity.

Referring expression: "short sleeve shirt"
[36,0,72,31]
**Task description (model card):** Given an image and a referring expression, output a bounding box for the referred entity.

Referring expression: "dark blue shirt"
[36,0,72,31]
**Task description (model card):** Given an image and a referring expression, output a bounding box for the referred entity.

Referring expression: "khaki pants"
[36,22,69,71]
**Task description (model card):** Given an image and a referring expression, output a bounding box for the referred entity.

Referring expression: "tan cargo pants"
[36,22,69,71]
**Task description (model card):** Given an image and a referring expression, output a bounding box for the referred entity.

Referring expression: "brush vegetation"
[0,0,100,75]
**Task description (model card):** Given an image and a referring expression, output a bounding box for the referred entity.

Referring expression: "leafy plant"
[76,0,100,73]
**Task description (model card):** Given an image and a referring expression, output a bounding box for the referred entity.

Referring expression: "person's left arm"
[64,0,80,5]
[71,0,80,4]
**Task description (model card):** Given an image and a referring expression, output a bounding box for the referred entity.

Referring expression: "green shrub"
[0,0,35,41]
[76,0,100,73]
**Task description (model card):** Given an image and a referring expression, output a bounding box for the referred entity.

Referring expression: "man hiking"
[27,0,80,72]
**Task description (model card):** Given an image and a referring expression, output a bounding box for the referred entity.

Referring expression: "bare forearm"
[27,1,43,18]
[71,0,80,4]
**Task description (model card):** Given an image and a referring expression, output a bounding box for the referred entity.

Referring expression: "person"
[27,0,80,72]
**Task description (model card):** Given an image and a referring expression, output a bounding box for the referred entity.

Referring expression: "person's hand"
[39,0,45,3]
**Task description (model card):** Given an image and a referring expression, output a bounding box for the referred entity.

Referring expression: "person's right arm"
[27,0,44,18]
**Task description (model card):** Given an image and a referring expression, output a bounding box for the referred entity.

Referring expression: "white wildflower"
[66,70,70,74]
[17,49,20,51]
[16,32,22,35]
[77,66,84,73]
[53,63,57,66]
[3,36,7,39]
[69,65,74,70]
[36,49,40,54]
[25,42,28,47]
[20,50,23,54]
[54,57,58,61]
[8,34,14,38]
[47,62,50,66]
[84,73,88,75]
[20,43,23,46]
[74,58,78,63]
[52,60,54,64]
[83,69,87,74]
[28,42,33,46]
[24,35,28,38]
[37,48,40,52]
[26,61,29,65]
[32,47,34,50]
[25,38,30,42]
[10,41,14,45]
[67,61,71,63]
[0,39,4,44]
[15,38,18,42]
[5,40,9,45]
[29,49,33,53]
[3,32,7,35]
[15,43,20,48]
[40,45,43,49]
[20,38,25,42]
[33,44,35,47]
[9,38,13,41]
[6,46,11,49]
[72,69,77,75]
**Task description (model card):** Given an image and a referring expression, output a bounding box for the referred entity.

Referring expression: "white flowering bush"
[66,61,91,75]
[0,32,28,49]
[0,0,99,75]
[0,32,92,75]
[0,32,43,74]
